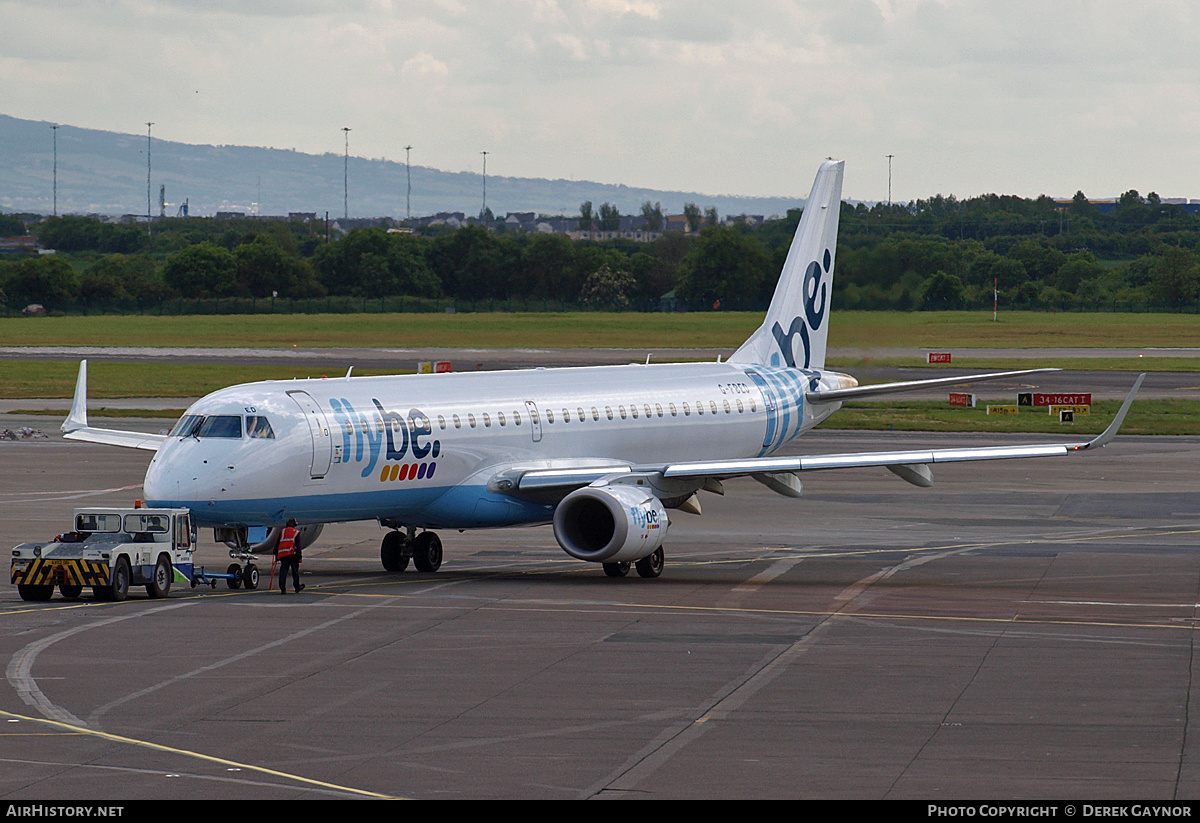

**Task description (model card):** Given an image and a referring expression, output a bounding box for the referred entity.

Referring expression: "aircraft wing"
[60,360,168,452]
[62,427,166,451]
[805,367,1059,403]
[500,373,1144,497]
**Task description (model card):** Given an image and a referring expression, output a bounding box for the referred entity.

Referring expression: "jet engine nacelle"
[552,484,668,563]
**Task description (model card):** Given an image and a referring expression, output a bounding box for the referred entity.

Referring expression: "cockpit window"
[246,416,275,439]
[197,415,243,438]
[170,414,204,437]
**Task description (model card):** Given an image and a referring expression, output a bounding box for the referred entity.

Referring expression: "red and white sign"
[434,361,453,373]
[949,392,976,408]
[1033,392,1091,407]
[927,352,952,363]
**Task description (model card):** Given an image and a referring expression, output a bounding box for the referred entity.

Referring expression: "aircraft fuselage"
[142,361,852,530]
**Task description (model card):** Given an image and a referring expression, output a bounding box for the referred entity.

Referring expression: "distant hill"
[0,113,802,221]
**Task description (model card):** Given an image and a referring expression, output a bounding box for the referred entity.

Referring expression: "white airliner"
[61,160,1143,578]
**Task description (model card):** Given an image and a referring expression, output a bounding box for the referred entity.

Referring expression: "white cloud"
[1,0,1199,201]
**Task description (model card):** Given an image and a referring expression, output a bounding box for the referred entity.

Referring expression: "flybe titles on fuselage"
[328,398,441,480]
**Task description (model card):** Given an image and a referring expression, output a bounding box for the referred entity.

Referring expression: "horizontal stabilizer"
[806,368,1059,403]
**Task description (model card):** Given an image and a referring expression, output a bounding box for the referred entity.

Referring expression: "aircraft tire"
[412,532,442,573]
[110,557,131,602]
[226,563,242,589]
[381,531,410,572]
[243,564,260,590]
[635,548,664,579]
[59,583,83,600]
[17,584,54,602]
[147,555,172,599]
[603,562,630,578]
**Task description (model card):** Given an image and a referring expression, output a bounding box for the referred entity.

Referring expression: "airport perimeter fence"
[0,293,774,317]
[1,293,1195,317]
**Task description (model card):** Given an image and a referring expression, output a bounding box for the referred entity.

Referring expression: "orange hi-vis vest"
[277,527,298,559]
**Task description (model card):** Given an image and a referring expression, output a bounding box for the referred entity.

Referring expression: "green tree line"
[0,188,1198,313]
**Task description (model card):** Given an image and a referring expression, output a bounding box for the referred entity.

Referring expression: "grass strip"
[818,398,1200,436]
[1,311,1199,350]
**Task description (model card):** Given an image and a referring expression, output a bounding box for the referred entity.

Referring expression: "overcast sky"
[3,0,1198,203]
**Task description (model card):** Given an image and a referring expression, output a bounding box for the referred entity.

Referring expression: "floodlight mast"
[886,153,894,206]
[146,122,154,235]
[51,124,58,217]
[405,145,413,222]
[481,150,488,228]
[343,127,351,220]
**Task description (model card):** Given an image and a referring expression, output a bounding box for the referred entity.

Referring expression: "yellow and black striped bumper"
[11,558,110,587]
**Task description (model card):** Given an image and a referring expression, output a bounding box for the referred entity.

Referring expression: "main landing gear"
[603,547,664,579]
[381,527,442,573]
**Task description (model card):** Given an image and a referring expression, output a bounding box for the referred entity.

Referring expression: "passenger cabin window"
[198,415,242,438]
[546,409,555,423]
[246,416,275,439]
[498,412,506,427]
[453,414,462,429]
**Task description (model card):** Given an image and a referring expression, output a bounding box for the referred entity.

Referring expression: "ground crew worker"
[276,518,305,594]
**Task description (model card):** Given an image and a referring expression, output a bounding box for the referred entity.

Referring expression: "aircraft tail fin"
[729,159,844,369]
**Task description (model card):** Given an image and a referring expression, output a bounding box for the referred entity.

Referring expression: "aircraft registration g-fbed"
[61,160,1144,579]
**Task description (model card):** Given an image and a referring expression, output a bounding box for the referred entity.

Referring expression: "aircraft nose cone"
[143,452,182,505]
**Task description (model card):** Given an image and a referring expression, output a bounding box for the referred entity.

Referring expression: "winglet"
[1077,373,1144,451]
[62,359,89,434]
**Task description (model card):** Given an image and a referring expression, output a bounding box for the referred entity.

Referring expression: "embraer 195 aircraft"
[62,160,1143,579]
